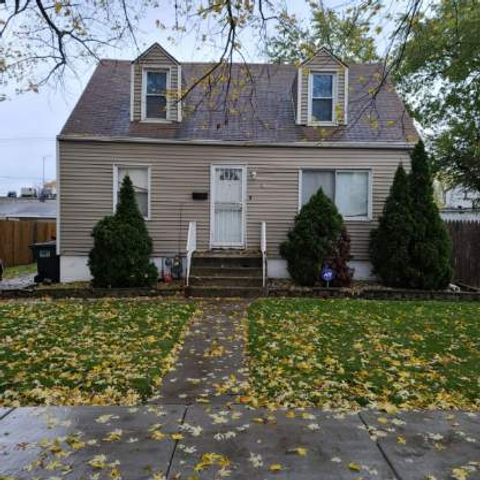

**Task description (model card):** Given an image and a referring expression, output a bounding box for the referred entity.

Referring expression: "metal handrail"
[261,221,267,288]
[186,221,197,287]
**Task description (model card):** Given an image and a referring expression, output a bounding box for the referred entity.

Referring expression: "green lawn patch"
[247,299,480,410]
[2,263,36,280]
[0,299,196,406]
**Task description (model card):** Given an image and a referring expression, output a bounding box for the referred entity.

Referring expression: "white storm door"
[211,165,246,248]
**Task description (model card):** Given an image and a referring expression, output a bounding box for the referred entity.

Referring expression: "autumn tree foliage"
[398,0,480,193]
[89,175,158,288]
[266,4,379,64]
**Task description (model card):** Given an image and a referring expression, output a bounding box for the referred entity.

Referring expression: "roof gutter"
[57,134,415,150]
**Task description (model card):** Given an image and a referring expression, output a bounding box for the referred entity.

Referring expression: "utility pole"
[42,155,46,187]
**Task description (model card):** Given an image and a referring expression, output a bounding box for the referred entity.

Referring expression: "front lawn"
[247,299,480,410]
[0,299,196,406]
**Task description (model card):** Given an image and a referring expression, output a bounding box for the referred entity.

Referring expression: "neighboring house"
[439,185,480,222]
[57,43,418,283]
[0,197,57,221]
[443,186,480,210]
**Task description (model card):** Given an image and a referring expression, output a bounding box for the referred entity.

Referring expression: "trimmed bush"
[408,141,452,289]
[280,188,343,286]
[370,141,453,290]
[115,174,146,228]
[89,175,158,288]
[329,226,354,287]
[370,164,415,287]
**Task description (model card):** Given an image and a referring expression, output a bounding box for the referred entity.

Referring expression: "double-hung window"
[144,70,168,120]
[114,165,150,219]
[301,169,371,219]
[310,73,335,123]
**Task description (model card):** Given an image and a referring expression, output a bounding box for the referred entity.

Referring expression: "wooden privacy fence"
[0,220,56,267]
[445,219,480,288]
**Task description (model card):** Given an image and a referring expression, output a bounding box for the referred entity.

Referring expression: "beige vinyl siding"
[59,140,410,261]
[132,45,180,122]
[299,49,347,125]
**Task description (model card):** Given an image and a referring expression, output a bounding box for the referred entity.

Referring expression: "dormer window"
[143,69,169,120]
[309,72,336,124]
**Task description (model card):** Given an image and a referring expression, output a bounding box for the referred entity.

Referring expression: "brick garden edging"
[267,287,351,298]
[268,286,480,301]
[359,287,480,301]
[2,284,480,301]
[0,286,184,300]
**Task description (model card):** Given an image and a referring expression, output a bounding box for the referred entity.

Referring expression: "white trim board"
[59,255,374,282]
[56,139,61,255]
[130,64,135,122]
[344,67,349,124]
[296,68,302,124]
[264,258,375,280]
[177,64,182,122]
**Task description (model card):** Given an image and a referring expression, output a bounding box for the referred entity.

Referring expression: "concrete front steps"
[186,251,264,297]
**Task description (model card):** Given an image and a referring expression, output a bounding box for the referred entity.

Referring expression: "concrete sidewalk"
[0,273,35,291]
[1,405,479,479]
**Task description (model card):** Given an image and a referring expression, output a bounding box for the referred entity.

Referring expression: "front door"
[211,165,246,248]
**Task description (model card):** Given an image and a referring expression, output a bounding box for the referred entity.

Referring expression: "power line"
[0,136,55,142]
[0,175,45,180]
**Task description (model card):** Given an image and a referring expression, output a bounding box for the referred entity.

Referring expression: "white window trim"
[307,71,338,126]
[209,164,247,249]
[56,139,61,255]
[298,168,373,221]
[130,64,135,122]
[141,66,172,123]
[177,64,182,122]
[113,164,152,221]
[296,67,302,125]
[344,67,349,124]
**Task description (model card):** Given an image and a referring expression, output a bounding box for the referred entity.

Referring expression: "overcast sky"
[0,1,394,195]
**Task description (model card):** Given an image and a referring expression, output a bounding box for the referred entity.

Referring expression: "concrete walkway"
[0,273,35,290]
[0,300,479,479]
[156,300,248,405]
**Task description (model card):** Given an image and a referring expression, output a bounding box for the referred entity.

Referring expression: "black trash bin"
[30,241,60,283]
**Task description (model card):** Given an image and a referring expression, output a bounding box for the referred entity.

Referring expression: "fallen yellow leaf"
[451,468,470,480]
[269,463,283,472]
[348,462,362,472]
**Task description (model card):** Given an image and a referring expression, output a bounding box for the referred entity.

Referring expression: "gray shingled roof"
[61,60,418,144]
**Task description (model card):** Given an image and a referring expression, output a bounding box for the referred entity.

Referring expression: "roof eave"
[57,134,415,150]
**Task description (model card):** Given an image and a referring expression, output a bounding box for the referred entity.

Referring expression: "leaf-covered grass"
[247,299,480,410]
[2,263,36,280]
[0,299,196,406]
